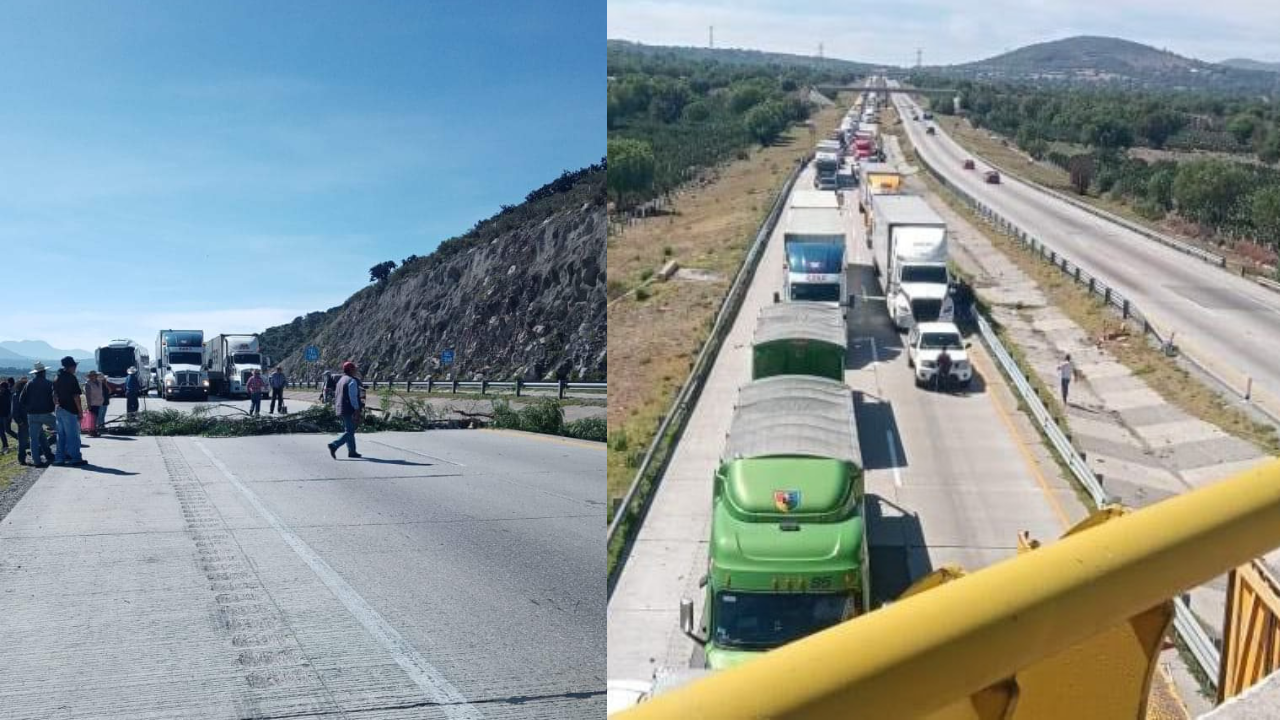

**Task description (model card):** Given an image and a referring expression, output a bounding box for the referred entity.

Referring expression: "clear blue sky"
[0,0,602,352]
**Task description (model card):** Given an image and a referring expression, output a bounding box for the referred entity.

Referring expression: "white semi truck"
[204,333,267,397]
[870,194,952,330]
[814,139,841,191]
[782,197,848,306]
[155,330,209,400]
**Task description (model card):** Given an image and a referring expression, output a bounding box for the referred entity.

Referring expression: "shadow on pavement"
[852,390,908,472]
[346,457,433,467]
[93,435,137,442]
[79,464,140,476]
[865,493,931,607]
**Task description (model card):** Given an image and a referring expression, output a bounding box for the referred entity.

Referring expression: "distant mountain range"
[1221,58,1280,73]
[0,340,95,371]
[611,36,1280,96]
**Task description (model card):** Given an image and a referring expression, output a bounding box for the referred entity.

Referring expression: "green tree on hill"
[607,138,655,209]
[743,100,789,145]
[1173,160,1251,228]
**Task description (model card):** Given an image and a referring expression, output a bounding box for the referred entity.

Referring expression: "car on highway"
[963,159,975,170]
[926,126,936,136]
[907,321,972,389]
[984,170,1001,184]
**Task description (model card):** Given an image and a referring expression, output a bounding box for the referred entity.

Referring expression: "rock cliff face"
[263,165,606,381]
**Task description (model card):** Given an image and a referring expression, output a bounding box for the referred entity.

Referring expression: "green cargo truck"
[680,375,867,670]
[752,303,847,382]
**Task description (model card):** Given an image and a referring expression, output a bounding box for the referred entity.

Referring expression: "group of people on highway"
[245,366,289,416]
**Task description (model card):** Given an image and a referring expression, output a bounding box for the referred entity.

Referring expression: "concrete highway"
[607,162,1081,684]
[891,89,1280,417]
[0,429,603,719]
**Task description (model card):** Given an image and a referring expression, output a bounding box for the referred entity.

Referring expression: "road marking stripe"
[193,440,483,719]
[886,430,903,489]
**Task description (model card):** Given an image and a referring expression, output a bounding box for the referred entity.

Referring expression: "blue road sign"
[441,349,455,366]
[304,345,320,362]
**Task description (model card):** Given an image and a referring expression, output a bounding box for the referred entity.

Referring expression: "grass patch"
[0,442,21,491]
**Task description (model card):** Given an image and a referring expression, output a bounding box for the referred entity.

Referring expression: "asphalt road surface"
[892,89,1280,417]
[0,428,603,719]
[606,163,1078,683]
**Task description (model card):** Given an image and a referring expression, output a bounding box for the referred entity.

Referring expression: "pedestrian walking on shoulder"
[84,371,108,437]
[327,361,363,459]
[124,367,141,418]
[1058,353,1075,406]
[0,378,12,453]
[268,366,287,414]
[20,366,57,467]
[52,356,86,466]
[245,369,266,415]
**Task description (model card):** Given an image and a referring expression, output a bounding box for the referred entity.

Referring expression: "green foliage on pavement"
[490,397,605,442]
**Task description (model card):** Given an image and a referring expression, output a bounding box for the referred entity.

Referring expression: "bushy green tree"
[1173,159,1251,227]
[743,100,789,145]
[1147,166,1176,210]
[1252,186,1280,243]
[606,138,655,209]
[1227,113,1259,146]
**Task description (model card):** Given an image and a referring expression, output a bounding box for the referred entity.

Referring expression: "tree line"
[607,47,853,209]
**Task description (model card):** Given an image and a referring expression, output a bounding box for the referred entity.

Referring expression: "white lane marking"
[886,430,903,489]
[193,440,483,719]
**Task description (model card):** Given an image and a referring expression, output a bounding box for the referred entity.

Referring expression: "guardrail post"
[451,377,458,394]
[1074,267,1081,283]
[1123,299,1130,319]
[559,377,568,399]
[406,379,412,392]
[1104,288,1111,306]
[427,377,434,393]
[1246,377,1253,400]
[481,379,488,395]
[1143,319,1150,335]
[515,378,523,397]
[1088,278,1095,295]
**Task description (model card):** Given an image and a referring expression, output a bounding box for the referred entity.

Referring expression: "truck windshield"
[920,332,962,349]
[791,284,841,302]
[97,347,135,376]
[163,331,202,348]
[713,591,851,649]
[911,298,943,322]
[787,243,844,275]
[168,351,202,366]
[900,266,948,284]
[232,353,261,365]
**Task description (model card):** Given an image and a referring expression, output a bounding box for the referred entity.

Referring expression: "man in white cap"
[124,366,142,418]
[21,361,57,468]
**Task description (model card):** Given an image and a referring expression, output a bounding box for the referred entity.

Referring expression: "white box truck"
[204,334,267,397]
[782,203,848,306]
[869,195,952,330]
[155,330,209,400]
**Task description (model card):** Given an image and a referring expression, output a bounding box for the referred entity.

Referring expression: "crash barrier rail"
[606,155,809,592]
[911,127,1280,429]
[617,460,1280,719]
[287,378,604,400]
[917,140,1224,683]
[1219,560,1280,702]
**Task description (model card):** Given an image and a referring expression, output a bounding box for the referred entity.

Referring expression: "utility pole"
[818,42,824,67]
[916,48,922,68]
[708,25,714,49]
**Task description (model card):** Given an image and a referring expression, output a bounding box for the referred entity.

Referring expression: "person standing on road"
[11,376,40,465]
[124,367,141,418]
[84,371,108,437]
[268,366,287,414]
[245,369,266,416]
[53,356,86,466]
[21,362,57,467]
[0,378,12,453]
[936,347,954,392]
[327,361,363,459]
[1058,353,1075,406]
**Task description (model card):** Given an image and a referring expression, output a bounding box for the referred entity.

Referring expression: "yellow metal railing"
[617,459,1280,719]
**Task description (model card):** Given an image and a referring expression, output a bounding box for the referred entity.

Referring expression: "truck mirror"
[965,341,972,349]
[847,295,856,309]
[698,573,708,589]
[679,598,695,634]
[773,291,780,304]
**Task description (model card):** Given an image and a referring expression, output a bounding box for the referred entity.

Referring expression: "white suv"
[907,321,972,389]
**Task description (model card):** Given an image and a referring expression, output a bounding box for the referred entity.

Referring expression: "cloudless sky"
[608,0,1280,68]
[1,0,602,353]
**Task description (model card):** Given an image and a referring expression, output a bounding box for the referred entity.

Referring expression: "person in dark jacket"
[52,356,85,466]
[124,367,142,417]
[10,376,49,466]
[0,378,12,453]
[326,361,363,459]
[268,366,287,414]
[21,362,58,468]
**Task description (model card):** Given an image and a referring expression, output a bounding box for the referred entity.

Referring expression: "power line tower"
[916,48,922,68]
[708,25,714,49]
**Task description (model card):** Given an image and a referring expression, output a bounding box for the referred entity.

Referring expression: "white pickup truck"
[906,321,972,389]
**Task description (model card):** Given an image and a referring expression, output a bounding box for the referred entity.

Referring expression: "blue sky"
[0,0,602,352]
[608,0,1280,68]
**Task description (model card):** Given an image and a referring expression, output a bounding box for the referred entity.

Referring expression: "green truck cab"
[681,375,867,670]
[752,303,847,382]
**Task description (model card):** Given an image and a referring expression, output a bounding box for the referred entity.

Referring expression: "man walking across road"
[245,369,266,416]
[1058,353,1075,406]
[20,364,56,467]
[327,361,363,459]
[268,366,287,414]
[53,356,86,466]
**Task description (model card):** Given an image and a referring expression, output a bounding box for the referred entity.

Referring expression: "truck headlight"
[165,379,174,386]
[203,380,209,386]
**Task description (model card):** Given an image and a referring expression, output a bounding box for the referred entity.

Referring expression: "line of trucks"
[813,90,885,192]
[91,331,271,400]
[609,87,975,713]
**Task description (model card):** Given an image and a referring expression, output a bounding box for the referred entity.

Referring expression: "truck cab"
[891,265,953,331]
[155,330,209,400]
[681,376,867,670]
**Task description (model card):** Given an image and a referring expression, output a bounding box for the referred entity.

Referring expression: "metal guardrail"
[287,377,604,399]
[912,132,1226,684]
[606,156,809,593]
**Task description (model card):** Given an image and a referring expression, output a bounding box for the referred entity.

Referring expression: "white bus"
[95,339,150,397]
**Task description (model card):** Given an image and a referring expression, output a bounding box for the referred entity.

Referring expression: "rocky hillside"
[261,163,606,382]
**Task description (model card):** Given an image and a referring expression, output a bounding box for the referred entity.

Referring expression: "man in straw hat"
[21,361,58,468]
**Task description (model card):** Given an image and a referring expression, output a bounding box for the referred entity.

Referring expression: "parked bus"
[95,339,150,397]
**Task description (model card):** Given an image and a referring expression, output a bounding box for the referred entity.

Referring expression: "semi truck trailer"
[869,194,952,330]
[204,333,267,397]
[752,303,847,381]
[782,203,847,305]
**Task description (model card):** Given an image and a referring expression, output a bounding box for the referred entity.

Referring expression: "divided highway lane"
[893,91,1280,415]
[607,162,1079,684]
[0,429,603,719]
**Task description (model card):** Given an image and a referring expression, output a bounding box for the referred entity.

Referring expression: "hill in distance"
[608,39,878,75]
[934,35,1280,94]
[1222,58,1280,73]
